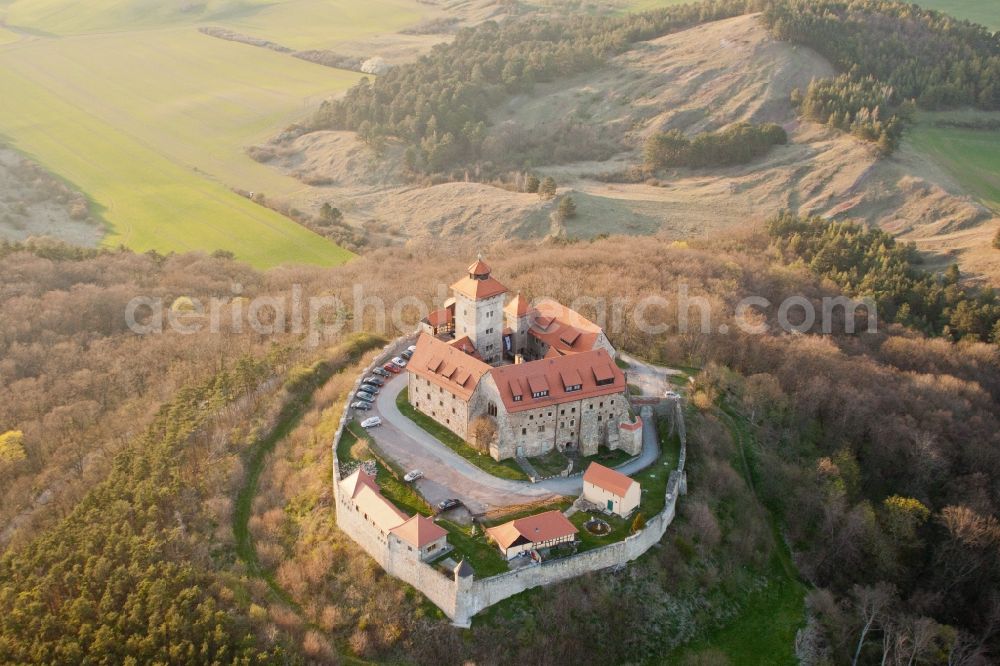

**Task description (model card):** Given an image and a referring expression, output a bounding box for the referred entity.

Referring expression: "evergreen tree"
[525,174,540,193]
[557,195,577,220]
[538,176,557,199]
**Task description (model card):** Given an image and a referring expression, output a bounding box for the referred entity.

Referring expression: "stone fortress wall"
[331,333,688,627]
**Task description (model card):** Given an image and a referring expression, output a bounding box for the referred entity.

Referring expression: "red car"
[383,362,402,374]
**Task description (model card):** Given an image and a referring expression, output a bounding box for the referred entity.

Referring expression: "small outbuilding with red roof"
[582,462,641,517]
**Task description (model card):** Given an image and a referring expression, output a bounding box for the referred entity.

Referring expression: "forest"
[767,212,1000,343]
[762,0,1000,150]
[0,233,997,663]
[644,122,787,170]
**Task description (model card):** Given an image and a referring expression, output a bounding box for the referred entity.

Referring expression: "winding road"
[360,359,672,515]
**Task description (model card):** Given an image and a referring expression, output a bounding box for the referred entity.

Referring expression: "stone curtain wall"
[332,337,688,627]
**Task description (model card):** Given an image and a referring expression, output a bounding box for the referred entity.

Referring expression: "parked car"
[363,376,384,387]
[664,390,680,400]
[406,344,417,353]
[400,349,413,360]
[391,356,407,367]
[358,384,379,394]
[357,388,377,400]
[351,401,371,411]
[361,416,382,429]
[355,392,375,403]
[372,367,390,377]
[437,498,461,512]
[383,362,402,374]
[403,470,424,482]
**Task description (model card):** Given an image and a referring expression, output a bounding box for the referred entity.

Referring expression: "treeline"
[644,122,787,169]
[762,0,1000,151]
[312,0,759,177]
[767,212,1000,343]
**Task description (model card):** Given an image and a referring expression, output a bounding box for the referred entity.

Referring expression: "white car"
[361,416,382,429]
[664,390,681,400]
[403,470,423,482]
[391,356,407,367]
[406,344,417,353]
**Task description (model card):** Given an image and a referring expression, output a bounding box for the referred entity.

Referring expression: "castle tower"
[450,256,507,364]
[503,291,533,358]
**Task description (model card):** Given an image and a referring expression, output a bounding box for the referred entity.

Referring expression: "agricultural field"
[0,0,434,267]
[907,114,1000,214]
[911,0,999,30]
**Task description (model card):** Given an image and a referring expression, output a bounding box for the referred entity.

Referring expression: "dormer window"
[532,389,549,398]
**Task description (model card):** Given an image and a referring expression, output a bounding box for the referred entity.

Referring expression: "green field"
[907,115,1000,214]
[0,0,430,267]
[910,1,999,30]
[0,0,422,46]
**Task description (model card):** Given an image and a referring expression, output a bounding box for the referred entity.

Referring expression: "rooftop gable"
[390,514,448,548]
[408,333,491,400]
[486,510,577,548]
[583,462,638,498]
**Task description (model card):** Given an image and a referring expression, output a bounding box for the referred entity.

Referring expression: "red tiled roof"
[486,510,577,549]
[504,292,533,318]
[339,468,379,500]
[467,259,491,276]
[451,275,508,301]
[583,462,638,498]
[339,472,410,534]
[488,348,625,413]
[408,333,491,400]
[424,307,453,327]
[526,299,603,355]
[620,416,643,432]
[390,514,447,548]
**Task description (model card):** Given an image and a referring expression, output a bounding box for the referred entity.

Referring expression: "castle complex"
[409,259,642,461]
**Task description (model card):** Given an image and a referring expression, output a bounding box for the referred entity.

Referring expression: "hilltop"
[261,13,1000,280]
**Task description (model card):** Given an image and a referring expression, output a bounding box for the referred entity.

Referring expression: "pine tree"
[557,195,577,220]
[525,174,540,193]
[538,176,557,199]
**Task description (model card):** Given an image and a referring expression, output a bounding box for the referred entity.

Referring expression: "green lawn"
[635,416,682,517]
[437,519,509,577]
[907,114,1000,214]
[527,449,569,477]
[569,511,630,551]
[574,445,635,471]
[396,388,528,481]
